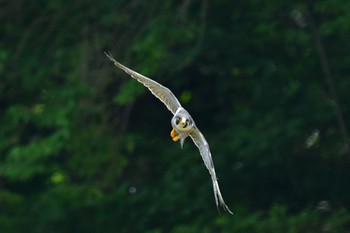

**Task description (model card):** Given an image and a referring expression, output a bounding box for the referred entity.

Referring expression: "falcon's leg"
[170,129,180,142]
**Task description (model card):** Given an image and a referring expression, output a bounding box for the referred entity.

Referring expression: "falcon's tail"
[212,179,233,214]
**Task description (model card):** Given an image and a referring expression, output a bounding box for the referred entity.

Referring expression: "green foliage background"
[1,0,350,232]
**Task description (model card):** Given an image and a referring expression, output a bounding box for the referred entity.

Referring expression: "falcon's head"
[170,115,195,148]
[172,116,193,132]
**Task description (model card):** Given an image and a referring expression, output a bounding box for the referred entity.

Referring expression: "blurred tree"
[0,0,350,232]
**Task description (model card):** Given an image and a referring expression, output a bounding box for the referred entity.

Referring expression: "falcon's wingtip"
[223,204,233,215]
[104,51,115,62]
[217,197,233,215]
[213,180,233,214]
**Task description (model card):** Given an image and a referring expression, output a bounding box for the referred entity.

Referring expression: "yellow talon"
[170,128,177,137]
[172,135,180,142]
[170,129,180,142]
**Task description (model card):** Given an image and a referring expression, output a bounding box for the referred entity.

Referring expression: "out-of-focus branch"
[171,0,208,74]
[304,6,350,159]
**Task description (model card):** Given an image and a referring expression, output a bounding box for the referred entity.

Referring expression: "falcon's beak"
[170,129,180,142]
[181,117,186,125]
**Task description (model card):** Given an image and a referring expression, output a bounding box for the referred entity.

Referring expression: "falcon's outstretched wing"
[105,52,182,114]
[190,128,233,214]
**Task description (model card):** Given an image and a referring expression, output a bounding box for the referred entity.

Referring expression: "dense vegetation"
[1,0,350,232]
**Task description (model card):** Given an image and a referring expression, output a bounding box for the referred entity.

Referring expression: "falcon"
[105,52,232,214]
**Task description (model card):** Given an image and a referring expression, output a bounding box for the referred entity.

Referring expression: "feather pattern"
[190,129,233,214]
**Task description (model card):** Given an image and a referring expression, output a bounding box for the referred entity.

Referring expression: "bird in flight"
[105,52,232,214]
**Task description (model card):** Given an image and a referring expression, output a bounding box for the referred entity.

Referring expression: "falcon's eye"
[175,118,180,125]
